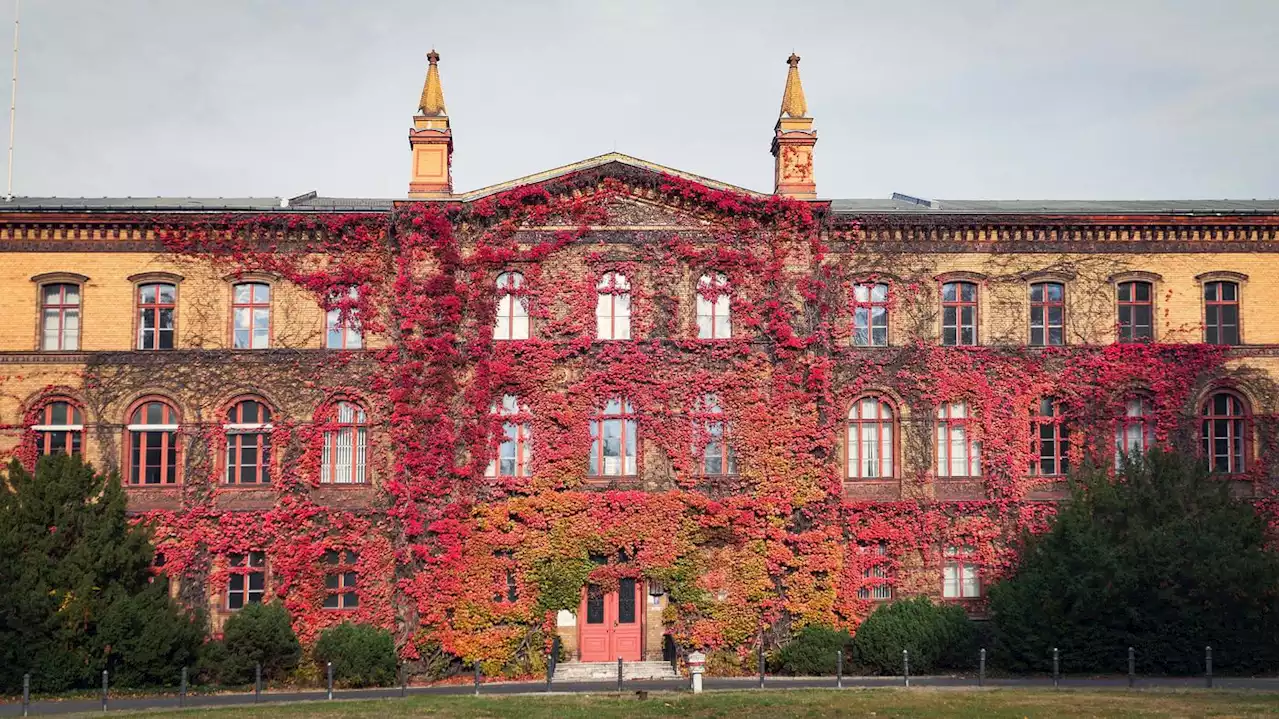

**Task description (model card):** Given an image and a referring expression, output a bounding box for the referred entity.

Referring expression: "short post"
[1053,647,1060,689]
[327,661,334,700]
[473,663,481,695]
[22,672,29,717]
[180,667,188,707]
[1205,645,1213,688]
[1127,647,1135,688]
[757,640,765,689]
[979,648,986,687]
[902,649,910,687]
[254,662,261,703]
[545,650,554,691]
[688,651,706,694]
[836,649,843,689]
[101,670,108,713]
[399,664,407,698]
[616,656,624,692]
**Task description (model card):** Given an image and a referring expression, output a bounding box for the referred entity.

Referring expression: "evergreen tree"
[0,455,204,692]
[989,449,1278,675]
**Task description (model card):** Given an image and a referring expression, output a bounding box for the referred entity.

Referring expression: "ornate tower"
[771,53,817,199]
[407,50,453,198]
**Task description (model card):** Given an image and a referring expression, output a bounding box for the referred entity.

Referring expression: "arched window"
[847,396,895,479]
[1201,391,1249,474]
[1203,282,1240,345]
[137,283,176,350]
[231,282,271,349]
[694,394,735,475]
[326,287,363,349]
[1030,398,1069,476]
[486,394,531,478]
[126,398,180,485]
[852,282,889,347]
[495,272,529,340]
[935,402,980,477]
[321,401,368,484]
[40,283,81,351]
[1115,395,1155,468]
[32,399,83,458]
[696,272,731,339]
[225,398,272,484]
[595,272,631,341]
[1029,282,1065,347]
[588,398,636,478]
[940,281,977,346]
[1117,281,1153,343]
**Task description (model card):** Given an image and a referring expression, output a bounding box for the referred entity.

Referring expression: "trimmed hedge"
[313,622,398,687]
[851,597,976,674]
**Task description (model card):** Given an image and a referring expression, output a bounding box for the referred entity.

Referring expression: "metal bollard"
[474,663,481,695]
[101,670,108,713]
[902,649,910,687]
[1205,646,1213,688]
[180,667,188,707]
[1127,647,1135,688]
[617,656,623,693]
[979,648,986,687]
[1053,647,1060,689]
[254,662,261,703]
[22,673,29,717]
[546,651,554,691]
[836,650,843,689]
[327,661,334,700]
[757,640,765,689]
[400,664,406,698]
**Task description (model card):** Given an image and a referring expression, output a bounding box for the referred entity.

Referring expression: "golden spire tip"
[779,52,807,119]
[418,50,446,116]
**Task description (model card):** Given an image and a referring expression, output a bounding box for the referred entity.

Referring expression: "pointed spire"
[779,53,807,118]
[418,50,446,116]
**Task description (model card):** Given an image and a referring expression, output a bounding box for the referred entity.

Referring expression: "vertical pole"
[836,650,843,689]
[399,664,406,698]
[617,656,623,693]
[473,663,480,696]
[180,667,188,707]
[546,650,554,691]
[902,649,909,687]
[4,0,19,201]
[1205,646,1213,688]
[1127,647,1134,688]
[22,672,29,717]
[979,648,986,687]
[327,661,333,700]
[254,662,261,703]
[1052,647,1059,689]
[757,640,765,689]
[101,670,108,713]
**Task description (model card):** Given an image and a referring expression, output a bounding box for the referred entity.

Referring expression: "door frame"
[576,579,646,661]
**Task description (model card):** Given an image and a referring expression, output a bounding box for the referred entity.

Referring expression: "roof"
[829,198,1279,216]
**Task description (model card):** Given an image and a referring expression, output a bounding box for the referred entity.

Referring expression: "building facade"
[1,53,1276,672]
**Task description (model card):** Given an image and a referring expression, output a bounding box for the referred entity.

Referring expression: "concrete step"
[552,660,682,682]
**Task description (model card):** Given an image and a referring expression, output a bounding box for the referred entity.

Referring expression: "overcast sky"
[5,0,1277,200]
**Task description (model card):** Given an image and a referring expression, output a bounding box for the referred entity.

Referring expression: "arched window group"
[1201,390,1248,474]
[126,398,180,485]
[33,399,83,458]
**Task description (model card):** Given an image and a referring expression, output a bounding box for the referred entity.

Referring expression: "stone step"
[552,661,682,682]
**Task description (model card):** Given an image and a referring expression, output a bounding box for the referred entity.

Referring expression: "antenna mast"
[5,0,19,201]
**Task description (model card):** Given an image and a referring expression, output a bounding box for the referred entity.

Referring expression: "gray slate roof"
[830,198,1279,216]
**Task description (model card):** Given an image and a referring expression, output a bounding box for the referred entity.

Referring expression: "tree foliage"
[850,596,976,674]
[199,602,302,685]
[313,622,398,687]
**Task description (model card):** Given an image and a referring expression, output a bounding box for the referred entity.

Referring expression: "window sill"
[316,482,374,489]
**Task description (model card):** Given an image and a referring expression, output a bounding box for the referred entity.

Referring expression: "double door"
[578,578,642,662]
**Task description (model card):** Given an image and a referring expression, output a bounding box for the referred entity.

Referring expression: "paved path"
[1,675,1275,716]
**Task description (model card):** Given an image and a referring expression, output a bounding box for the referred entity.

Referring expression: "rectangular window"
[852,282,889,347]
[326,288,363,349]
[1029,282,1064,346]
[940,282,977,346]
[1203,281,1240,345]
[935,402,980,477]
[137,283,176,350]
[1117,281,1153,343]
[942,546,979,599]
[322,550,359,609]
[856,543,893,601]
[41,283,81,351]
[232,282,271,349]
[588,399,637,478]
[1030,398,1069,476]
[227,551,266,610]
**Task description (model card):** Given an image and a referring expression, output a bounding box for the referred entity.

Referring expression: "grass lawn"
[124,688,1278,718]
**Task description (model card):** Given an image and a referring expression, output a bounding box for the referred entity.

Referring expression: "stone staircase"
[551,660,683,682]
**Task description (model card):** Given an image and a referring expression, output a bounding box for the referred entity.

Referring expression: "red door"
[578,578,643,662]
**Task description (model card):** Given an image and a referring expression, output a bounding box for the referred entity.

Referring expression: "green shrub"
[313,623,397,687]
[774,625,854,675]
[98,580,205,688]
[199,602,301,685]
[852,597,976,674]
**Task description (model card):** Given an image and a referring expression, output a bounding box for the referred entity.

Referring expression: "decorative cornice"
[1106,270,1163,284]
[1194,270,1249,283]
[30,271,90,284]
[127,271,184,285]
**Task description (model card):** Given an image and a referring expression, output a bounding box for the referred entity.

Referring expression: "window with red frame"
[127,399,179,485]
[136,283,176,350]
[485,394,531,478]
[696,272,731,339]
[1203,281,1240,345]
[325,287,363,349]
[1116,281,1153,343]
[595,272,632,341]
[1115,395,1156,468]
[32,400,83,458]
[494,272,530,340]
[323,549,359,609]
[1029,282,1065,346]
[693,393,735,475]
[1201,391,1249,474]
[942,545,980,599]
[1029,398,1069,477]
[940,281,977,346]
[851,282,889,347]
[321,401,367,484]
[935,402,980,477]
[589,398,636,478]
[856,542,893,601]
[225,399,272,484]
[40,283,81,351]
[231,282,271,349]
[847,396,895,479]
[227,551,265,610]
